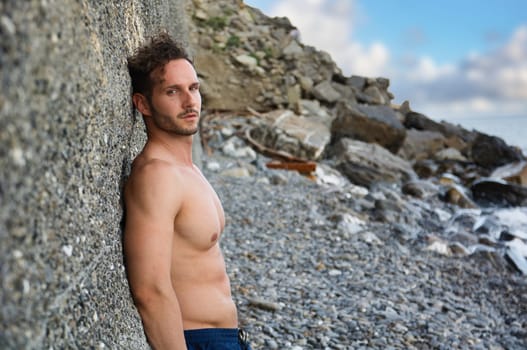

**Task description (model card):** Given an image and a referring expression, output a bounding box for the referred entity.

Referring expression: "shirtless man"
[124,32,251,350]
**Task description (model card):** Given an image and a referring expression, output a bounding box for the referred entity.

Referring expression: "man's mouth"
[179,110,199,119]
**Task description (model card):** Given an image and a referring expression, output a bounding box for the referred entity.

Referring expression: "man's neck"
[149,133,195,166]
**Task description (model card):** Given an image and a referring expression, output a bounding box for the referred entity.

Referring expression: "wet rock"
[470,133,523,169]
[331,102,406,153]
[473,215,503,238]
[439,173,462,186]
[471,179,527,207]
[490,161,527,186]
[493,208,527,240]
[329,138,417,188]
[505,240,527,275]
[442,184,478,209]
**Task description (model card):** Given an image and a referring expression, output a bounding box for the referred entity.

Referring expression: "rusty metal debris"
[243,127,317,177]
[266,160,317,175]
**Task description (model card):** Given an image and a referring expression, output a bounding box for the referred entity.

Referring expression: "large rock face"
[0,1,189,348]
[470,133,523,169]
[331,102,406,153]
[249,110,331,160]
[330,138,417,188]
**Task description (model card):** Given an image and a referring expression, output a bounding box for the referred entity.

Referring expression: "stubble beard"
[152,109,200,136]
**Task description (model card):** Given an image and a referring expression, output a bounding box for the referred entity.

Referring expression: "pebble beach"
[205,156,527,350]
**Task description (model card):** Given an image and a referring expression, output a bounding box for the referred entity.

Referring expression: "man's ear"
[132,93,151,116]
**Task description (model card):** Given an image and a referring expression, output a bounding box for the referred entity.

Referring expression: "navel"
[211,233,218,242]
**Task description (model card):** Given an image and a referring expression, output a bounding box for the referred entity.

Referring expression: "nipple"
[211,233,218,242]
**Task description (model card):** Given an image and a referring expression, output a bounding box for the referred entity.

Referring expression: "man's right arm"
[124,161,187,350]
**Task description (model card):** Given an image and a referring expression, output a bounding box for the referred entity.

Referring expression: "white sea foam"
[494,207,527,239]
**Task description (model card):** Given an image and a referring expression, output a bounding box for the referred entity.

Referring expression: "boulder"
[434,147,467,162]
[297,99,335,130]
[331,81,358,104]
[505,239,527,275]
[471,179,527,207]
[331,102,406,153]
[404,111,474,144]
[347,76,393,105]
[311,80,342,104]
[249,110,331,160]
[329,138,417,188]
[397,129,446,161]
[347,76,366,89]
[470,133,524,169]
[282,39,304,56]
[441,184,478,209]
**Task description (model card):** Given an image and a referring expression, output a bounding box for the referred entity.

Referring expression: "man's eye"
[167,89,178,95]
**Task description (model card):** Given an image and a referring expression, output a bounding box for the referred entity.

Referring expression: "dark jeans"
[184,328,252,350]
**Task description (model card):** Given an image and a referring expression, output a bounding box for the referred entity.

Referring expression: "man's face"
[146,59,202,136]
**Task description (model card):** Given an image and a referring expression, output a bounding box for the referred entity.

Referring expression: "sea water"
[439,115,527,154]
[437,116,527,272]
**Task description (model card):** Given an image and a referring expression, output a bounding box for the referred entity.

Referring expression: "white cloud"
[269,0,390,77]
[268,1,527,120]
[400,56,456,82]
[399,25,527,118]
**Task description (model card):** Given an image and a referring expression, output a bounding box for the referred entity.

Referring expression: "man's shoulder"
[131,155,177,176]
[126,155,185,197]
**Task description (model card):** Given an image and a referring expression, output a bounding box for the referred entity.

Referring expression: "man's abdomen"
[172,247,238,329]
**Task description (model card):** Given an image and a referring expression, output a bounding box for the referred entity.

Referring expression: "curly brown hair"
[127,31,193,99]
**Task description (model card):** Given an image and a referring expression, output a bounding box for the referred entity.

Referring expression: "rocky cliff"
[188,0,524,195]
[1,1,191,348]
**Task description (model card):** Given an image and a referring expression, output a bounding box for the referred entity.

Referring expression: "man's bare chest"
[173,176,225,250]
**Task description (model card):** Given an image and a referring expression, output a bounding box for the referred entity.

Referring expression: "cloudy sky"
[244,0,527,124]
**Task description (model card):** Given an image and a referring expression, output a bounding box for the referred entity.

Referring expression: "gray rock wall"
[0,1,190,348]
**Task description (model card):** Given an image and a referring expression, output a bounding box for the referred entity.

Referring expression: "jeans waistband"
[184,328,239,342]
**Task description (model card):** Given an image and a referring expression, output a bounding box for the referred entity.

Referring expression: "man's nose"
[182,90,198,108]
